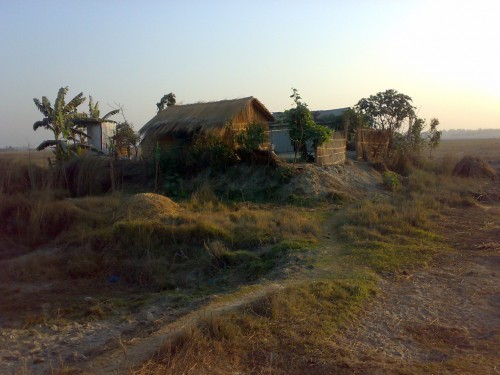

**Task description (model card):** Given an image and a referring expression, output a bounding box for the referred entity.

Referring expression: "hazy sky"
[1,0,499,147]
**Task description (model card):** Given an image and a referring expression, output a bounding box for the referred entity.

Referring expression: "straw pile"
[452,156,497,180]
[119,193,181,220]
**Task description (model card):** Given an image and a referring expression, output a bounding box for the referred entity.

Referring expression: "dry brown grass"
[0,192,122,281]
[431,138,500,162]
[118,193,181,220]
[134,152,498,374]
[0,149,52,167]
[1,182,320,289]
[137,280,374,375]
[3,139,498,374]
[0,159,54,194]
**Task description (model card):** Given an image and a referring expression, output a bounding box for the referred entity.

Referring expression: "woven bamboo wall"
[356,129,392,161]
[315,132,346,166]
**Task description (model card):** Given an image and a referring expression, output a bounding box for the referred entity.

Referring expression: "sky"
[0,0,499,147]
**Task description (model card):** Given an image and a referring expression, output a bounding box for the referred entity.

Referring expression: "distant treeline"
[441,129,500,139]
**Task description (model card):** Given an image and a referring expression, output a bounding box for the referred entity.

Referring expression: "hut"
[139,97,275,157]
[86,121,116,155]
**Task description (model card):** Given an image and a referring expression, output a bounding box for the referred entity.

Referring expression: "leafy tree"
[156,92,176,113]
[284,88,332,162]
[391,115,441,174]
[394,116,441,156]
[355,89,416,132]
[189,134,236,171]
[113,122,140,158]
[341,108,369,148]
[33,87,87,161]
[427,118,441,159]
[405,116,426,152]
[236,123,266,151]
[235,123,267,164]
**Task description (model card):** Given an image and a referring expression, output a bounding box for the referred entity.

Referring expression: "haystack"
[452,156,497,180]
[119,193,181,220]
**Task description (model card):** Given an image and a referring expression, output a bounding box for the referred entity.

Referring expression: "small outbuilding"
[86,121,116,155]
[139,97,275,157]
[269,107,349,154]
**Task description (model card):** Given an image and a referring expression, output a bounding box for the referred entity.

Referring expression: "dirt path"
[332,191,500,374]
[83,283,286,374]
[0,282,198,375]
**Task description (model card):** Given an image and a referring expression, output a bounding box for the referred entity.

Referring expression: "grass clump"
[0,183,321,290]
[341,191,443,273]
[140,278,375,374]
[382,170,402,191]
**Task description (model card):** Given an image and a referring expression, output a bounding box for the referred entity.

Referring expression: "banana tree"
[72,96,119,127]
[71,96,120,154]
[33,87,88,161]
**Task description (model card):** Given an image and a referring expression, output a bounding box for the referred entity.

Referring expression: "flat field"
[432,138,500,164]
[0,149,52,167]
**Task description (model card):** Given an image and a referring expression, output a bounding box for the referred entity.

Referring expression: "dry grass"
[118,193,181,220]
[138,279,374,375]
[431,138,500,162]
[135,155,497,374]
[1,182,320,288]
[110,190,319,287]
[3,139,498,374]
[0,149,52,167]
[0,192,121,281]
[0,159,55,194]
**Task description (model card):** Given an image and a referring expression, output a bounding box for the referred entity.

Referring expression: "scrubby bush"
[285,88,332,162]
[236,123,266,152]
[189,134,237,171]
[382,171,403,191]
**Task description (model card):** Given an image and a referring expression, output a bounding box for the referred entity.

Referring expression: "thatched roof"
[139,97,274,139]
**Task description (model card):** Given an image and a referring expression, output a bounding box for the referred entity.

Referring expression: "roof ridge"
[170,96,254,108]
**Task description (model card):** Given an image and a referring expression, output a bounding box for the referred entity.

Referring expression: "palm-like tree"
[33,87,87,161]
[73,96,119,127]
[71,96,120,153]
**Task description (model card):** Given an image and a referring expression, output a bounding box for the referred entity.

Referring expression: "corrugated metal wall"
[269,128,317,154]
[269,128,294,153]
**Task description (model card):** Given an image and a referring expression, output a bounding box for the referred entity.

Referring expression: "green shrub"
[189,134,236,171]
[236,123,266,151]
[382,171,402,191]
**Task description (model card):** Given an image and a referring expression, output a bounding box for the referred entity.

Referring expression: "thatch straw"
[118,193,181,220]
[139,97,274,140]
[452,155,497,180]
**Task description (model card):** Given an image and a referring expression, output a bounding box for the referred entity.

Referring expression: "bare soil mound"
[119,193,180,220]
[452,155,497,180]
[280,161,383,200]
